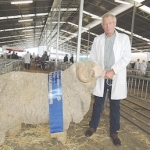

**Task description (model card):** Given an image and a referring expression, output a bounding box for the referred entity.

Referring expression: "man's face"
[102,16,116,37]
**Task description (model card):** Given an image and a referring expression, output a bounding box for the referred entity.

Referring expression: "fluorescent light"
[61,29,77,36]
[11,1,33,4]
[83,11,102,19]
[115,0,130,5]
[52,22,66,24]
[68,22,88,30]
[52,8,77,11]
[148,43,150,45]
[139,5,150,14]
[133,0,145,3]
[68,22,78,27]
[18,19,33,22]
[22,29,33,32]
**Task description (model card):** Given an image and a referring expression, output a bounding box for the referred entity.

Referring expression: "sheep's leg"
[51,129,67,144]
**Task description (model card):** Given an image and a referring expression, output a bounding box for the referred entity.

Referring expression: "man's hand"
[105,69,115,79]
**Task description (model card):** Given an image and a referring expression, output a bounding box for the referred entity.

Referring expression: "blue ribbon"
[48,71,64,133]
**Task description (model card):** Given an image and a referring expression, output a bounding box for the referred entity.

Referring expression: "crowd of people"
[63,54,74,63]
[23,51,74,71]
[5,51,20,59]
[128,58,148,76]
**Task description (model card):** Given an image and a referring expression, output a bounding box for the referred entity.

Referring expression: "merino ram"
[0,60,104,145]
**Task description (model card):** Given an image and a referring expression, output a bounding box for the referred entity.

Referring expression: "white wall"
[131,52,148,63]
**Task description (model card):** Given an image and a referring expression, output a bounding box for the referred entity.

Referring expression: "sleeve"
[89,37,99,64]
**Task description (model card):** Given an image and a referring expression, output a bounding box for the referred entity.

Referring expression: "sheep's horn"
[76,63,94,83]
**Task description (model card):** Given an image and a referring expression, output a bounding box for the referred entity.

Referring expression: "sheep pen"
[0,60,104,146]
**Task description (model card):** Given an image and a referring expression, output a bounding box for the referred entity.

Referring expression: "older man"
[85,13,131,146]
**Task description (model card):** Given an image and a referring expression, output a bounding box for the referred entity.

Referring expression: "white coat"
[140,62,147,72]
[134,61,140,70]
[90,31,131,99]
[24,53,31,64]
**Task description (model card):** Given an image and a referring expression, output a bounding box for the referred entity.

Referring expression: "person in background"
[134,58,140,70]
[7,50,11,59]
[64,54,68,63]
[15,53,19,59]
[70,54,74,63]
[24,51,31,69]
[84,13,131,146]
[11,52,15,59]
[41,51,47,70]
[134,58,140,75]
[140,60,147,76]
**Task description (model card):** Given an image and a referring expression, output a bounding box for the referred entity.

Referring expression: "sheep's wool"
[0,60,102,145]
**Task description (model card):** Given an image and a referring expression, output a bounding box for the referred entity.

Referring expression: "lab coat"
[90,31,131,99]
[140,62,147,72]
[24,53,31,64]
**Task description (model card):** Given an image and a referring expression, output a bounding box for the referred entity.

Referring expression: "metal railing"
[120,75,150,134]
[127,75,150,103]
[127,69,150,78]
[57,62,72,71]
[0,59,23,74]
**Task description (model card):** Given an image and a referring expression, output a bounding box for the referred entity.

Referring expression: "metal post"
[76,0,84,62]
[87,28,90,59]
[130,1,136,46]
[55,1,61,70]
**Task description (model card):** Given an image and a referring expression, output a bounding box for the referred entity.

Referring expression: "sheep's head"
[76,60,105,83]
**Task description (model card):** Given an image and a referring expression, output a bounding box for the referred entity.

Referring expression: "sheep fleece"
[0,61,100,145]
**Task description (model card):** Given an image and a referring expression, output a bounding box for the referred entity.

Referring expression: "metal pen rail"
[120,75,150,135]
[127,75,150,103]
[0,59,23,74]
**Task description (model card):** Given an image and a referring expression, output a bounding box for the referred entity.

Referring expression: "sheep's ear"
[76,63,93,83]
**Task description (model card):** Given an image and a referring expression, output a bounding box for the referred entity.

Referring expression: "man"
[70,54,74,63]
[85,13,131,146]
[41,51,47,70]
[64,54,68,63]
[139,60,147,76]
[24,51,31,69]
[134,58,140,70]
[134,58,140,75]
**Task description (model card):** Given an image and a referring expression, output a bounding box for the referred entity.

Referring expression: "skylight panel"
[139,5,150,14]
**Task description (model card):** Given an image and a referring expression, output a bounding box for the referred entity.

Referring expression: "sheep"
[0,60,104,145]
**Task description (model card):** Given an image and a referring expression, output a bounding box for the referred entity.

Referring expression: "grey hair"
[101,13,117,25]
